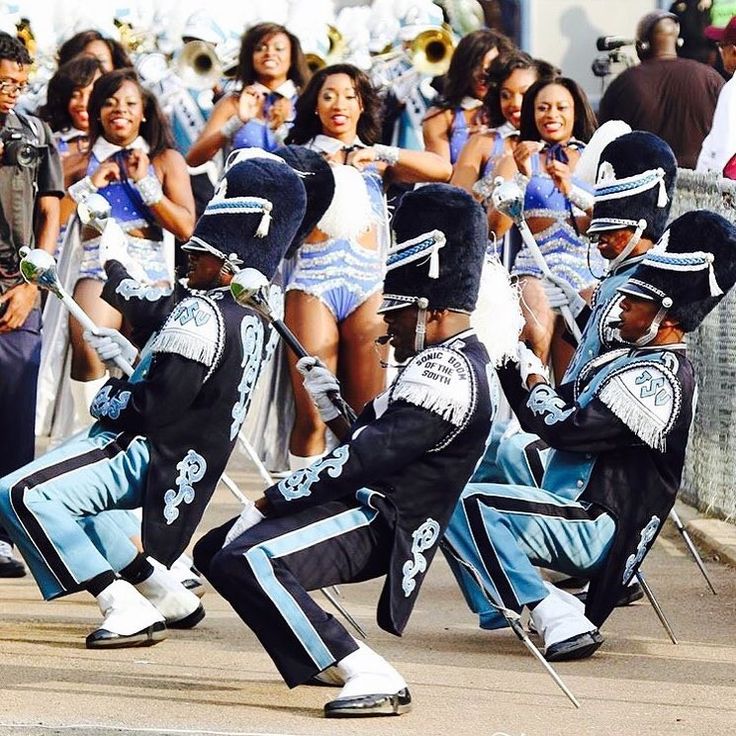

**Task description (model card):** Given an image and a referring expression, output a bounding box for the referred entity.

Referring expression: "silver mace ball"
[230,267,272,319]
[491,177,525,223]
[19,246,63,299]
[77,192,113,233]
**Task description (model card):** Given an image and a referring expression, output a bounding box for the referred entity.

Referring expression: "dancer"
[485,76,599,377]
[422,28,514,164]
[283,62,451,468]
[186,22,310,165]
[64,69,195,427]
[451,53,556,193]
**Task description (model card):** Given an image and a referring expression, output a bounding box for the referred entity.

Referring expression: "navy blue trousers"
[194,500,391,688]
[0,308,41,545]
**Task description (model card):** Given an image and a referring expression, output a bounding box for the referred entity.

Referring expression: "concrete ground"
[1,458,735,736]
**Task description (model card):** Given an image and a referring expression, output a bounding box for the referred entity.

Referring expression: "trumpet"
[303,25,345,73]
[174,40,223,91]
[408,26,455,77]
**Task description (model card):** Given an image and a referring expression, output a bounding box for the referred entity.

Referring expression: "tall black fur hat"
[618,210,736,332]
[182,158,306,280]
[588,132,677,242]
[274,145,335,258]
[379,185,487,314]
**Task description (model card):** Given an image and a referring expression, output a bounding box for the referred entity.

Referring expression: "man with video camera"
[0,32,63,577]
[598,10,723,169]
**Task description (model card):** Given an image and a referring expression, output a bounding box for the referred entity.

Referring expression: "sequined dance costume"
[512,152,603,290]
[78,147,169,285]
[286,168,386,322]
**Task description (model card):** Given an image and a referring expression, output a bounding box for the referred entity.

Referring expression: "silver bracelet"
[68,176,98,203]
[220,115,243,139]
[567,184,594,212]
[134,174,164,206]
[373,144,400,166]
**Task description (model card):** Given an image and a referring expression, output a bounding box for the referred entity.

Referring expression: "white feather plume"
[317,164,375,240]
[575,120,632,187]
[471,256,525,367]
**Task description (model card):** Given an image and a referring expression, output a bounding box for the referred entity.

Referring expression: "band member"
[445,209,736,660]
[0,158,307,648]
[192,185,515,717]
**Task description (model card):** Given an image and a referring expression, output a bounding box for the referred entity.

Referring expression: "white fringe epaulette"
[317,164,374,240]
[471,256,525,367]
[597,360,681,452]
[391,346,475,429]
[151,296,224,379]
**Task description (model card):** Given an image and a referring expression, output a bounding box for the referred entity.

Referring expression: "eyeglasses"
[0,80,28,96]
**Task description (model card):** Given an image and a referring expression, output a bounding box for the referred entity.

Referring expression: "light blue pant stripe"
[244,505,378,669]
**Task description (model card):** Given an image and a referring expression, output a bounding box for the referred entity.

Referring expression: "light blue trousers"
[444,483,616,628]
[0,426,149,599]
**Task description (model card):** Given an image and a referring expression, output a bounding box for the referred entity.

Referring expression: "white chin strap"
[414,297,429,353]
[607,219,647,273]
[632,297,672,347]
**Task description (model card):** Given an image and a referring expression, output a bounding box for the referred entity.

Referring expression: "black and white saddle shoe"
[86,580,167,650]
[86,621,167,649]
[544,630,604,662]
[324,688,412,718]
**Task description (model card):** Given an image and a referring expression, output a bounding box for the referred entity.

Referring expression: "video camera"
[0,127,45,168]
[591,36,635,79]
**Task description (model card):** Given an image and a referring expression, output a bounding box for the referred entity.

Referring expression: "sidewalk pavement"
[1,458,735,736]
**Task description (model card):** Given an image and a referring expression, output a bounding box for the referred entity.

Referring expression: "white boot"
[70,374,108,432]
[324,642,411,717]
[135,565,205,628]
[87,579,166,649]
[530,589,603,662]
[151,553,205,598]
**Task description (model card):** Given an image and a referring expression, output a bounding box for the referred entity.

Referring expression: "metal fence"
[670,171,736,523]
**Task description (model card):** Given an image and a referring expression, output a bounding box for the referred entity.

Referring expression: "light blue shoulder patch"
[151,296,224,380]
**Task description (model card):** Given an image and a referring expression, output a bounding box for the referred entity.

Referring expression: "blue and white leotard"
[511,150,603,290]
[286,136,387,322]
[78,137,170,285]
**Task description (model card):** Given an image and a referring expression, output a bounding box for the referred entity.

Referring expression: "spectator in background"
[57,29,133,73]
[186,22,310,167]
[422,29,515,165]
[0,32,63,576]
[669,0,718,65]
[697,16,736,175]
[598,9,724,168]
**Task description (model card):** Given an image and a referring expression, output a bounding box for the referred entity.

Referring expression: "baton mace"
[491,178,583,343]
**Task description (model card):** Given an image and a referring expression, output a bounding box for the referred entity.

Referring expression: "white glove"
[98,221,148,282]
[541,273,586,317]
[83,327,138,370]
[516,342,548,389]
[296,356,341,422]
[222,500,265,547]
